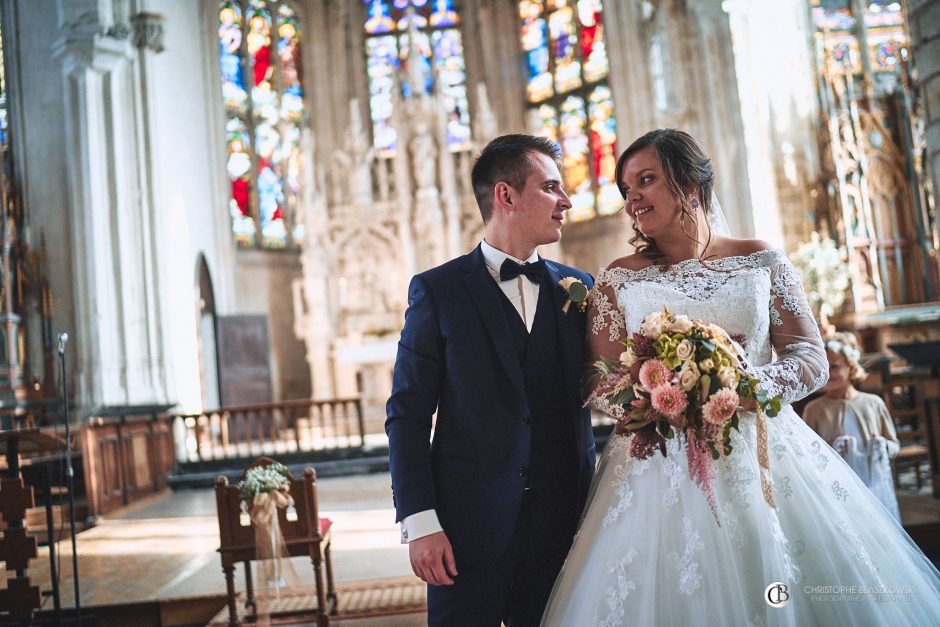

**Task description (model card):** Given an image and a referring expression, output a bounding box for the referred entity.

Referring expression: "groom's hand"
[409,531,458,585]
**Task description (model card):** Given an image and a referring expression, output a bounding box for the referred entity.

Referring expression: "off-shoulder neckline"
[601,248,786,277]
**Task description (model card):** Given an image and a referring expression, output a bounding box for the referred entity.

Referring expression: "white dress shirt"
[399,240,541,544]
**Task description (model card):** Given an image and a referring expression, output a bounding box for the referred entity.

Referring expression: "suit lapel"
[544,261,585,420]
[463,246,526,399]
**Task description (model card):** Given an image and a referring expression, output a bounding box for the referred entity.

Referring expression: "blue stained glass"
[366,35,400,154]
[365,0,395,34]
[220,2,247,113]
[527,47,549,77]
[430,0,458,26]
[521,0,616,221]
[522,17,552,101]
[397,12,428,30]
[399,31,434,98]
[364,0,471,154]
[220,0,303,248]
[521,17,547,51]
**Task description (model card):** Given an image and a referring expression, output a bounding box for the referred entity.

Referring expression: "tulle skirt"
[541,407,940,626]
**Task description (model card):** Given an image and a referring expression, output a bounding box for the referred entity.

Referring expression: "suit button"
[518,465,528,477]
[521,415,530,425]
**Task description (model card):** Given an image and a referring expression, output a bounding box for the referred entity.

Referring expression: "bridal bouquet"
[587,307,781,513]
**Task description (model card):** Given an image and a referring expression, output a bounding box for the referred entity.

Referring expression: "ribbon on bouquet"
[716,330,776,509]
[247,487,303,625]
[755,405,777,509]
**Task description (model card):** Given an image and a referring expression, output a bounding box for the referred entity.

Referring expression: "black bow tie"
[500,258,545,284]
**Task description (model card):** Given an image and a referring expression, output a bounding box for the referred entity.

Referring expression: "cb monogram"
[765,582,790,608]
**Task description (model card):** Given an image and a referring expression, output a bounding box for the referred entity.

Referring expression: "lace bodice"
[588,249,828,407]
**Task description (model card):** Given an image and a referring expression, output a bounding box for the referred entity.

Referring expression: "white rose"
[717,367,738,389]
[640,312,668,338]
[698,358,715,373]
[669,315,694,334]
[559,277,577,290]
[620,349,637,368]
[675,339,695,361]
[678,362,700,391]
[642,318,668,339]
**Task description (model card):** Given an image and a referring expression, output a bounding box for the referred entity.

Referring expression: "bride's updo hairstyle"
[615,129,715,265]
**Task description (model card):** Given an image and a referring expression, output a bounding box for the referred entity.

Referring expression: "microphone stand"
[58,332,81,623]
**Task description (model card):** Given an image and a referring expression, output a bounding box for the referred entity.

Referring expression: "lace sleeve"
[586,267,628,418]
[752,254,828,405]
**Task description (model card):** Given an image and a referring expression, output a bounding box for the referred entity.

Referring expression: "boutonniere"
[559,277,588,313]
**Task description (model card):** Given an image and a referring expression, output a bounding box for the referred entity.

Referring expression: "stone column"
[52,1,168,408]
[910,0,940,251]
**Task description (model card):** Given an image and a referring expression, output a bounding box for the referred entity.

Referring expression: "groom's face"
[509,151,572,246]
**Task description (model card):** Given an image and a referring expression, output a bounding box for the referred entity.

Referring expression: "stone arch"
[195,254,221,409]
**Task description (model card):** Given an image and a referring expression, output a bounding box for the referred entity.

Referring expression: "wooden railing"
[81,405,177,518]
[173,398,365,463]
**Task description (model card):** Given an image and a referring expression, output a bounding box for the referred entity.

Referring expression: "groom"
[386,134,596,625]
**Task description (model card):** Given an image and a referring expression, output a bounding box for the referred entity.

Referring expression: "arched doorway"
[196,255,221,410]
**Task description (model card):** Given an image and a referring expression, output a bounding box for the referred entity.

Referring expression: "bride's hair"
[615,129,716,265]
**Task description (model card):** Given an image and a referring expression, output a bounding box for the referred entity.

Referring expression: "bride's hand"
[738,397,758,411]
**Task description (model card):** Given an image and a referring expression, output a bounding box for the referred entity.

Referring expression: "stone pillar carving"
[335,98,375,207]
[472,82,499,146]
[294,130,336,400]
[436,97,463,259]
[409,99,447,271]
[131,11,165,53]
[389,91,417,279]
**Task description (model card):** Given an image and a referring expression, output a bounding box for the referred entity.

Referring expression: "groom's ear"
[493,181,515,213]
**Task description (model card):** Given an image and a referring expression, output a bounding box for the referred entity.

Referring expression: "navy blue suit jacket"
[386,245,596,567]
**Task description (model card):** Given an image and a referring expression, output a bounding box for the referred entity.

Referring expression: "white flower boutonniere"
[559,277,588,313]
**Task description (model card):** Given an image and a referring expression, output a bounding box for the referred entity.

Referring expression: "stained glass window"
[363,0,471,157]
[519,0,618,222]
[219,0,305,249]
[810,1,907,79]
[0,11,7,153]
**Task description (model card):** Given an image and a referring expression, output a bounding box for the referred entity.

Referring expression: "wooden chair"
[215,457,337,626]
[893,428,930,490]
[883,375,931,490]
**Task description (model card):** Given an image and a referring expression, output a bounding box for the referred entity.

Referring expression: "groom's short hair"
[471,134,562,223]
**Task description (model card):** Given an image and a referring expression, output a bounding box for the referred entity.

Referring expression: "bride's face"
[618,146,683,239]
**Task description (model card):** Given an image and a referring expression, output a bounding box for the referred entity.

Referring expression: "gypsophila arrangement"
[791,233,851,323]
[559,277,588,313]
[587,307,781,514]
[237,463,291,502]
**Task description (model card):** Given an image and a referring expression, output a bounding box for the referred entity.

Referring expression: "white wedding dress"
[541,250,940,626]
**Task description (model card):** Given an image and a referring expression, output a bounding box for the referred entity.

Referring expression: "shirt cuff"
[401,509,443,544]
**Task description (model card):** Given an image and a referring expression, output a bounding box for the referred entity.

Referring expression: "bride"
[541,129,940,626]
